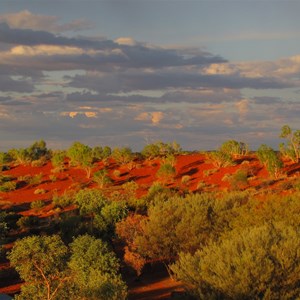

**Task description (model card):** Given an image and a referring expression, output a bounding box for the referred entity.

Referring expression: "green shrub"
[28,173,43,186]
[93,169,112,188]
[52,191,74,208]
[30,200,45,210]
[156,163,176,182]
[16,216,39,230]
[207,151,234,168]
[257,144,283,178]
[0,181,17,192]
[51,150,66,171]
[112,147,134,165]
[171,223,300,299]
[219,139,249,157]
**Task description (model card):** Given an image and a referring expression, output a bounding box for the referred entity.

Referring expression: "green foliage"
[8,148,31,165]
[0,151,11,171]
[219,139,249,157]
[8,140,49,166]
[52,191,75,208]
[51,150,66,171]
[156,163,176,182]
[8,235,69,300]
[28,173,43,186]
[0,211,8,239]
[92,146,112,161]
[75,189,127,236]
[30,200,45,210]
[0,180,17,192]
[141,141,181,159]
[257,144,283,178]
[207,151,234,168]
[279,124,300,162]
[16,216,39,230]
[93,169,112,188]
[27,140,49,161]
[111,147,133,165]
[171,223,300,299]
[228,169,248,190]
[69,235,127,300]
[8,234,128,300]
[133,193,246,262]
[67,142,94,178]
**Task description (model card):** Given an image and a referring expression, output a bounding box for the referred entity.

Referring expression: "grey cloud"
[0,23,226,71]
[0,75,34,92]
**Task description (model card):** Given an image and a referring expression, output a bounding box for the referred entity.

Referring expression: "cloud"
[0,10,91,33]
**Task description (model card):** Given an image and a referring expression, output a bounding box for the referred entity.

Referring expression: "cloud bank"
[0,10,299,151]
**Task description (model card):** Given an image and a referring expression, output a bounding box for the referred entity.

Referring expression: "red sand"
[1,153,299,298]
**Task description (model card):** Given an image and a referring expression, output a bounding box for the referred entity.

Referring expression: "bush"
[156,163,176,183]
[28,173,43,186]
[16,216,39,230]
[0,181,17,192]
[111,147,134,165]
[30,200,45,210]
[51,150,66,171]
[52,191,75,209]
[171,223,300,299]
[207,151,234,168]
[219,140,248,157]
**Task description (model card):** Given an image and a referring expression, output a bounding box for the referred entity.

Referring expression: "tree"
[67,142,94,178]
[279,125,300,162]
[68,235,127,300]
[8,234,128,300]
[219,139,248,158]
[257,144,283,178]
[51,150,66,172]
[111,147,133,165]
[8,235,69,300]
[93,169,112,188]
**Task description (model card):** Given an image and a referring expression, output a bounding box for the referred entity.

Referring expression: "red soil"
[1,153,299,298]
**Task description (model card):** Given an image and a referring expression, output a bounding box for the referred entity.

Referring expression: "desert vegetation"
[1,127,300,299]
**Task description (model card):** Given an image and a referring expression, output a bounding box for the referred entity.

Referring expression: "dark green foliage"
[75,189,128,237]
[0,211,8,239]
[92,146,111,161]
[27,140,49,161]
[69,235,127,299]
[16,216,39,230]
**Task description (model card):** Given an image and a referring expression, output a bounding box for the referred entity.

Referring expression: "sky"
[1,0,300,151]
